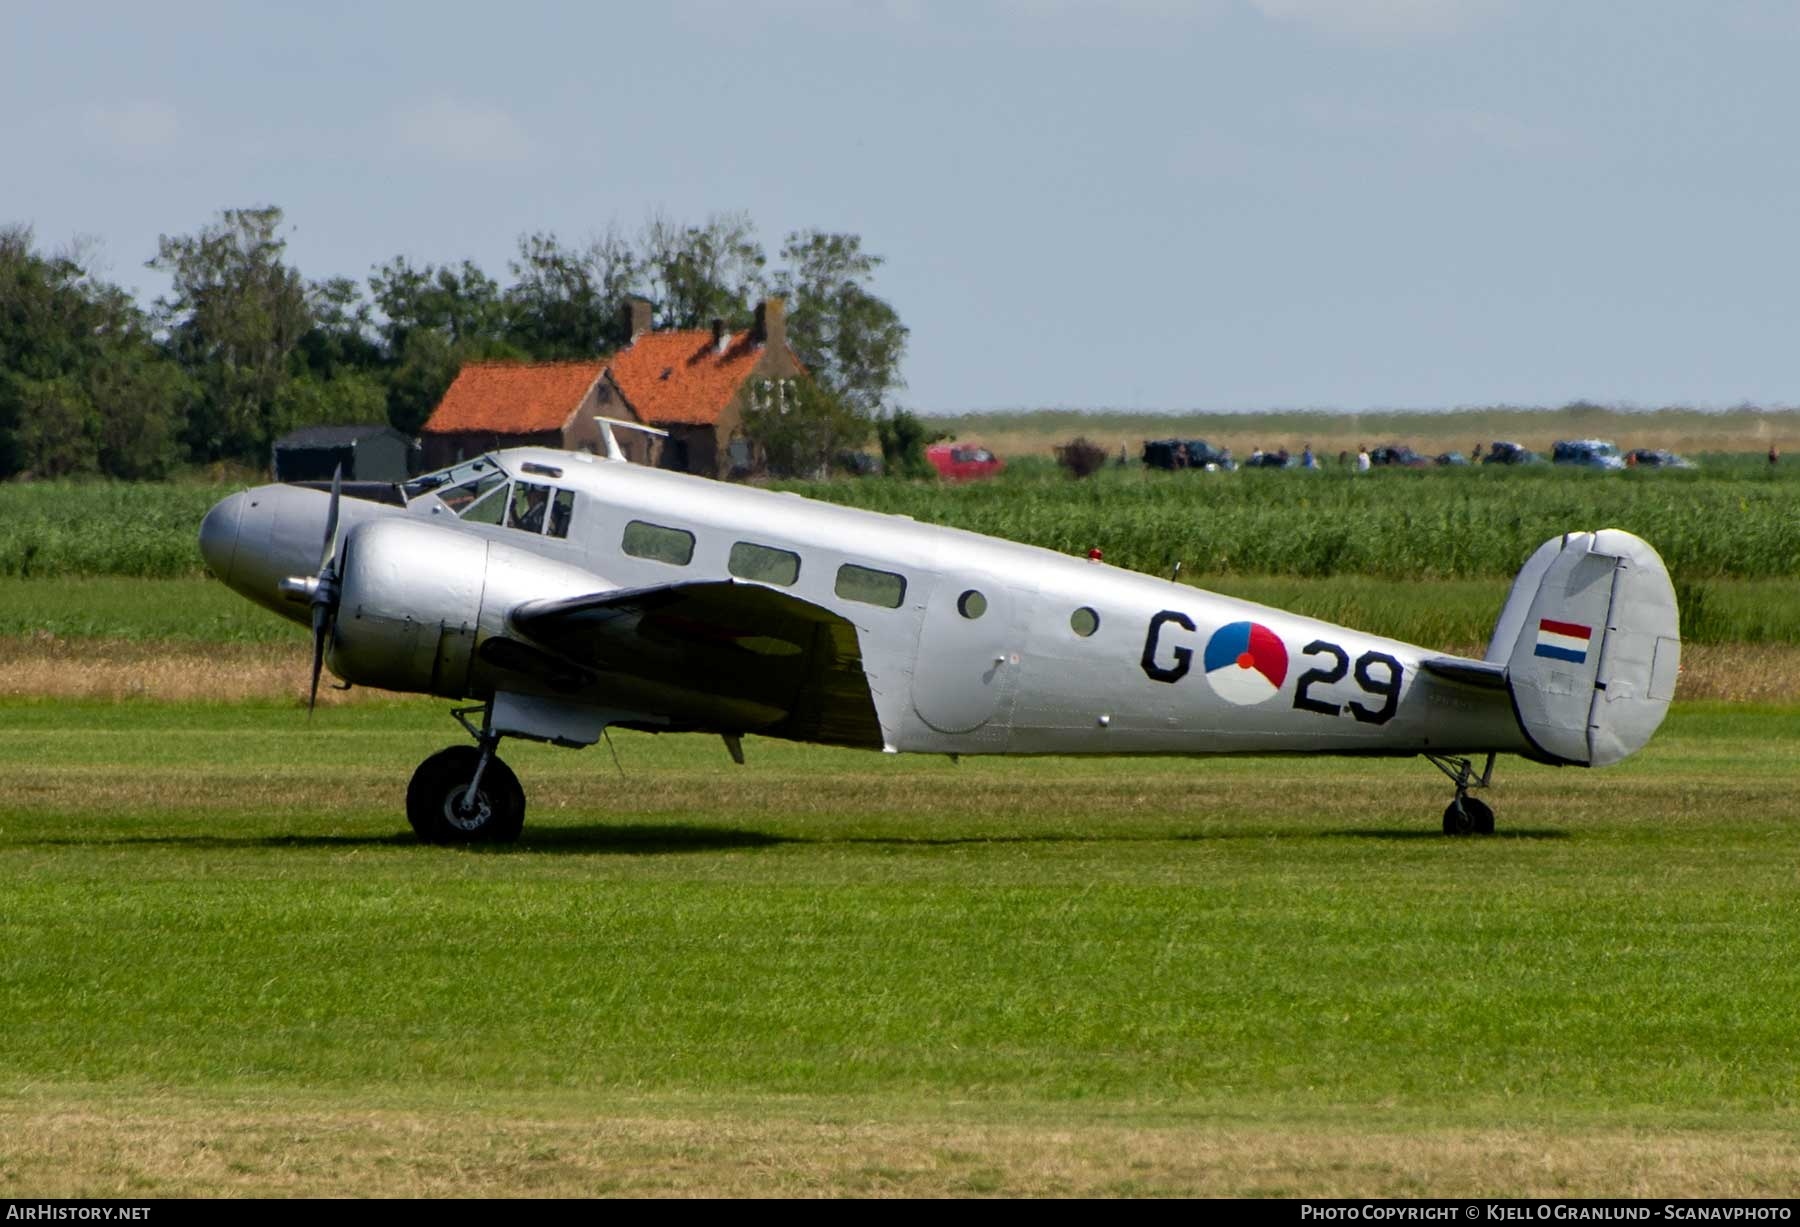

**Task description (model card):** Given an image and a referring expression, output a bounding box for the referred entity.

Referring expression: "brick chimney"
[711,317,728,353]
[752,296,786,352]
[622,298,652,342]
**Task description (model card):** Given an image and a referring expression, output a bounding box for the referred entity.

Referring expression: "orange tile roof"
[607,331,764,426]
[423,361,602,434]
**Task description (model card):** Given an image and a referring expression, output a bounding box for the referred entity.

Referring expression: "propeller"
[278,465,345,714]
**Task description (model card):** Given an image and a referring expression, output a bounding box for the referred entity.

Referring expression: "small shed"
[272,425,415,482]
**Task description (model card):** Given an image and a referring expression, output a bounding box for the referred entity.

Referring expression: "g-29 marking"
[1292,640,1404,725]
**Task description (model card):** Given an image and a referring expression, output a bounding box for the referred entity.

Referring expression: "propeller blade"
[317,464,343,578]
[308,602,331,716]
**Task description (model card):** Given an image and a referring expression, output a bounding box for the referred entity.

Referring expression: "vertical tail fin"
[1487,530,1680,766]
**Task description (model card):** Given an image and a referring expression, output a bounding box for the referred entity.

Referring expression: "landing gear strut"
[1427,752,1496,836]
[406,705,526,843]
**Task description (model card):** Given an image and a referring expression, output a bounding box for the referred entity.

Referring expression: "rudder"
[1488,530,1680,766]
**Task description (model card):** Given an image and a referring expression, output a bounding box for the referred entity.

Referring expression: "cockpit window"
[458,480,508,524]
[404,456,502,504]
[506,482,553,533]
[493,481,576,538]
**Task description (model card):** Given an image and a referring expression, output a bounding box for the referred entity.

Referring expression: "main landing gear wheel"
[1442,795,1496,837]
[407,744,525,844]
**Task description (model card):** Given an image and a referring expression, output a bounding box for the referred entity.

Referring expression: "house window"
[622,520,695,566]
[729,542,800,587]
[836,563,906,609]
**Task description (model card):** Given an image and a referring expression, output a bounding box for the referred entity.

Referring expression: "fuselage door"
[911,573,1026,737]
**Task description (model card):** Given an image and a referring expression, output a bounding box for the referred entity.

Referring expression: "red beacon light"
[1087,547,1104,563]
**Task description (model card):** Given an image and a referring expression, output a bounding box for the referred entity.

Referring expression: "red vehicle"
[926,443,1005,481]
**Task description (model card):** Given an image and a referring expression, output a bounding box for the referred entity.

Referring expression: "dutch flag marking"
[1534,618,1593,664]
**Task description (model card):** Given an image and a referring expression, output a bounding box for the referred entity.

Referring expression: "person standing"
[1356,445,1371,473]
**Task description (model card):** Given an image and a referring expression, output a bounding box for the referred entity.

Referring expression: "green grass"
[0,577,302,643]
[1,698,1795,1192]
[2,700,1796,1118]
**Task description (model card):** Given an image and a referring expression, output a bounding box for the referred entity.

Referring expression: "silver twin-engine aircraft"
[198,423,1680,842]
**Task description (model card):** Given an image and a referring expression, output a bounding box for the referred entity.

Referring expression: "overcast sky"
[6,1,1798,412]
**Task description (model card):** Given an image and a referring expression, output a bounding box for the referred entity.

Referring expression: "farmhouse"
[419,297,806,478]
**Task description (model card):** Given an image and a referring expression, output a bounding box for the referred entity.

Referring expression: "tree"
[741,378,869,478]
[773,230,907,417]
[0,225,188,479]
[274,370,389,436]
[503,231,629,358]
[874,409,942,480]
[149,206,311,462]
[641,212,767,331]
[369,256,507,353]
[86,345,190,479]
[1,374,93,477]
[298,276,382,379]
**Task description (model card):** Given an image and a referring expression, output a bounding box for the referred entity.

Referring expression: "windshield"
[402,455,505,504]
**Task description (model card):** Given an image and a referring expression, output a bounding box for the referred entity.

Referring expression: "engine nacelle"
[328,518,607,698]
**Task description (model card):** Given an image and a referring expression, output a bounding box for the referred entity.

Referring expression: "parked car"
[1141,438,1235,471]
[835,449,883,476]
[1552,439,1627,471]
[1369,445,1431,468]
[925,443,1004,481]
[1626,448,1696,470]
[1434,451,1470,466]
[1481,441,1541,465]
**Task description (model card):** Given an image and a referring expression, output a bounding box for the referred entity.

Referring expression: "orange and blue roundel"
[1203,621,1289,705]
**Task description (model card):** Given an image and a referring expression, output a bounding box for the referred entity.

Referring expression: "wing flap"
[509,580,884,749]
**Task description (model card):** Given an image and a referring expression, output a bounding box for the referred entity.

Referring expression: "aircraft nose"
[198,491,245,582]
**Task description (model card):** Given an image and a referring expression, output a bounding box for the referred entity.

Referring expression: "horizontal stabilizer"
[1421,656,1509,690]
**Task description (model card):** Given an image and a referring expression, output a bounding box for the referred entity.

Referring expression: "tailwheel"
[1441,794,1495,837]
[1426,752,1497,837]
[407,744,525,844]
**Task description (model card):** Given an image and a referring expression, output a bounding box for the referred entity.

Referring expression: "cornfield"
[787,460,1800,581]
[2,460,1797,582]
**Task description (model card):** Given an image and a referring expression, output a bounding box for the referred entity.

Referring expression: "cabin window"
[836,563,907,609]
[729,541,800,587]
[1070,607,1100,637]
[505,482,554,534]
[957,590,987,619]
[548,489,575,539]
[622,520,695,566]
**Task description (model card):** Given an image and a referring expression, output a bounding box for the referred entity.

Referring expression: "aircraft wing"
[507,580,884,749]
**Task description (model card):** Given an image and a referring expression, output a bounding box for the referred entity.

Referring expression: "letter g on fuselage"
[1141,609,1197,683]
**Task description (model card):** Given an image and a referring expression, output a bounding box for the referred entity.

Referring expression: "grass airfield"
[2,695,1797,1196]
